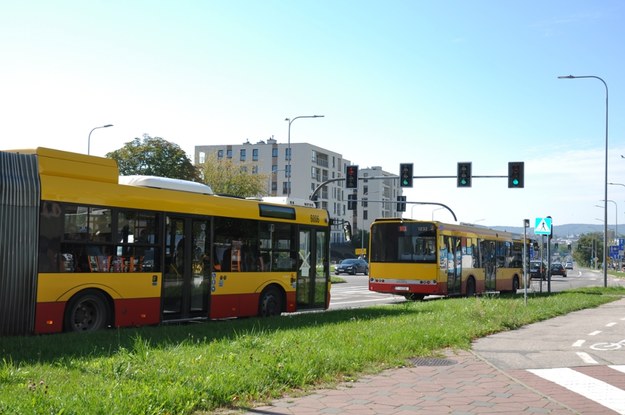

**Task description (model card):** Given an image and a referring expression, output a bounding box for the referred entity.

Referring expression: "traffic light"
[346,165,359,188]
[457,162,472,187]
[508,162,524,188]
[399,163,413,188]
[347,194,357,210]
[396,195,407,212]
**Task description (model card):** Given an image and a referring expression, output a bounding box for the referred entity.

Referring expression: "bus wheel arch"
[465,276,476,297]
[64,288,113,332]
[258,284,285,317]
[404,293,425,301]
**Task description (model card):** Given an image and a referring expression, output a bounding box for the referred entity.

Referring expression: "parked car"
[551,263,567,277]
[335,258,369,275]
[529,260,546,280]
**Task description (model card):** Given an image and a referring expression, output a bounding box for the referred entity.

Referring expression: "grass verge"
[1,287,624,414]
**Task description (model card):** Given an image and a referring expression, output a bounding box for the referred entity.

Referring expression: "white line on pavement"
[576,352,598,364]
[528,367,625,414]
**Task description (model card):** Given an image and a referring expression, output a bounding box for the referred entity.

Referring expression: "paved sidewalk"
[242,349,580,414]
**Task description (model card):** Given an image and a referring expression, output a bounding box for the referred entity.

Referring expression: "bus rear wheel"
[258,287,283,317]
[512,276,520,292]
[64,289,111,332]
[466,278,476,297]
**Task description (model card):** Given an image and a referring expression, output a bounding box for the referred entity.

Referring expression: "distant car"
[551,263,567,277]
[335,258,369,275]
[529,260,546,280]
[564,261,574,270]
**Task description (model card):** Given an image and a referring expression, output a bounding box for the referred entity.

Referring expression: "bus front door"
[162,216,210,321]
[481,240,497,291]
[296,228,329,310]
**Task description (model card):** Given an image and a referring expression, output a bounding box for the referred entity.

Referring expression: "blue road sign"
[534,217,552,235]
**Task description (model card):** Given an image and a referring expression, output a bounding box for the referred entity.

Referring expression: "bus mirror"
[343,222,352,242]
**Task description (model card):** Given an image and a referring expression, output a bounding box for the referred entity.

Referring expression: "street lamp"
[431,206,445,220]
[595,200,618,242]
[284,115,324,196]
[609,183,625,240]
[88,124,114,155]
[558,74,609,287]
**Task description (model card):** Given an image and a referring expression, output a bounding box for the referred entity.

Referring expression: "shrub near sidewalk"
[0,288,623,414]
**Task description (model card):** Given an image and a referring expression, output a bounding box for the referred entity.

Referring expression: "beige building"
[195,138,403,243]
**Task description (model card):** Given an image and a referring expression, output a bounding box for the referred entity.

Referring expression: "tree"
[106,135,200,181]
[198,153,268,198]
[573,232,603,268]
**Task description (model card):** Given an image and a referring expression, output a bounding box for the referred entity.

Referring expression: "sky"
[1,1,624,228]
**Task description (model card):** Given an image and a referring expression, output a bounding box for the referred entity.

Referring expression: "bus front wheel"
[64,289,111,332]
[258,287,283,317]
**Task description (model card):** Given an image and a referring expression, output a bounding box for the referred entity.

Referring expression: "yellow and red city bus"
[368,219,527,300]
[0,148,331,335]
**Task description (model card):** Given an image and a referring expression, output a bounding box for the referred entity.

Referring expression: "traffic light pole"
[309,177,458,221]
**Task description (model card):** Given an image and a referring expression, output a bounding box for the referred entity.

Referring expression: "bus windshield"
[371,221,436,263]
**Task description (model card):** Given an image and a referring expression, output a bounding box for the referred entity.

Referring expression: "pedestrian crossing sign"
[534,217,552,235]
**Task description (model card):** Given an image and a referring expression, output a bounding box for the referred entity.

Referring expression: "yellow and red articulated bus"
[368,219,528,300]
[0,148,331,336]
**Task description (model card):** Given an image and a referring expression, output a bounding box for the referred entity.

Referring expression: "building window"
[286,147,291,161]
[198,152,206,164]
[226,149,233,159]
[240,149,246,161]
[252,165,258,174]
[285,165,291,177]
[363,210,368,220]
[282,182,290,195]
[272,148,278,157]
[217,150,224,159]
[252,149,259,161]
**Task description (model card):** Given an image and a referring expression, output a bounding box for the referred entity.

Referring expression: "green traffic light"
[512,179,519,186]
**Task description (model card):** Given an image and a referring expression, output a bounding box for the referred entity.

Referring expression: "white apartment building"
[194,138,403,243]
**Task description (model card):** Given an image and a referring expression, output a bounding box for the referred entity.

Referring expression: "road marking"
[528,367,625,414]
[330,298,403,306]
[610,365,625,374]
[589,330,602,336]
[576,352,598,364]
[607,322,617,327]
[572,340,585,347]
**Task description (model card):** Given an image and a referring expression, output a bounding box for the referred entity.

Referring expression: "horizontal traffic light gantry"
[399,163,413,188]
[346,165,359,189]
[457,162,472,187]
[508,161,524,188]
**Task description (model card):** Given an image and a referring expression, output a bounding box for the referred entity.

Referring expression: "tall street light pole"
[558,75,608,287]
[284,115,324,196]
[88,124,114,155]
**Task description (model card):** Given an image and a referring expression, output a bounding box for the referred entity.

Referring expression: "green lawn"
[1,287,623,415]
